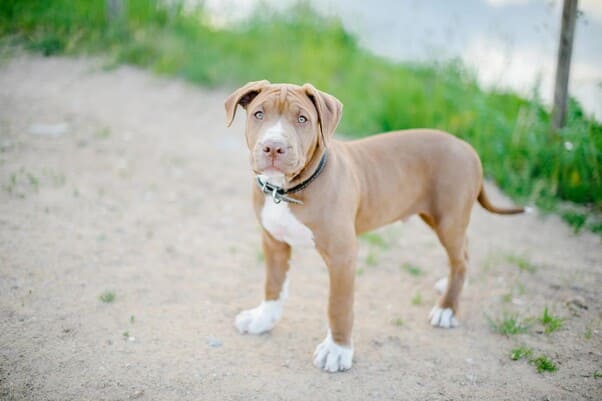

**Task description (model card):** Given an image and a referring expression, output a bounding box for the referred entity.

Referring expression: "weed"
[594,371,602,379]
[392,317,404,327]
[505,254,537,273]
[487,313,530,336]
[411,293,422,305]
[27,173,39,190]
[99,290,116,303]
[539,307,563,334]
[501,293,513,303]
[516,282,527,295]
[365,250,379,266]
[510,346,533,360]
[356,268,365,276]
[256,250,264,263]
[359,232,389,250]
[96,127,111,139]
[584,327,592,340]
[529,355,557,373]
[401,262,422,277]
[130,315,135,323]
[3,168,40,196]
[123,331,130,338]
[2,0,601,233]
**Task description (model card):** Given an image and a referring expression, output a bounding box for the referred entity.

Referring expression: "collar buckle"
[271,186,282,204]
[255,150,328,206]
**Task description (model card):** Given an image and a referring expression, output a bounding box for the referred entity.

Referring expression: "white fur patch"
[313,331,353,372]
[434,277,448,295]
[429,306,459,328]
[261,197,314,248]
[260,119,286,143]
[433,276,469,295]
[235,279,289,334]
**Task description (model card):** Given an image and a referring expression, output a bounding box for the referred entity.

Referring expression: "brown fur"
[225,81,524,347]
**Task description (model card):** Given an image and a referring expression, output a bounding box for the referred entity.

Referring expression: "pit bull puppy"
[224,80,524,372]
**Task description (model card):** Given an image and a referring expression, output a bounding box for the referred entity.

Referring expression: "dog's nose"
[261,139,287,157]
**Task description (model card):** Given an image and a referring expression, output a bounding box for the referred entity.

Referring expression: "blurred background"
[207,0,602,120]
[1,0,600,232]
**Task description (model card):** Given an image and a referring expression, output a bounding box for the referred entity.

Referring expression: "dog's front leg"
[313,236,356,372]
[235,229,291,334]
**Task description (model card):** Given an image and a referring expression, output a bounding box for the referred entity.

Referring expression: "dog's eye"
[254,111,264,120]
[298,115,308,124]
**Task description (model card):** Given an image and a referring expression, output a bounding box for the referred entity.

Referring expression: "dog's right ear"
[224,80,270,127]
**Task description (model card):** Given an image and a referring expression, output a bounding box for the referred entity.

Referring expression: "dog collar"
[256,151,328,205]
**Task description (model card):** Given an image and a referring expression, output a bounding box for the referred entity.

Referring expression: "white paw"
[235,301,282,334]
[429,306,459,328]
[313,332,353,372]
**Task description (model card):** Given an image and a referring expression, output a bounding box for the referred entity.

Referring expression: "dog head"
[225,81,342,182]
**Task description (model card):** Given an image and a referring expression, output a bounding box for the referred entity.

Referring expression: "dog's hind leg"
[428,215,470,328]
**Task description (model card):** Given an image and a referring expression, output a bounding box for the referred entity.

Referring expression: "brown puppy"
[224,81,524,372]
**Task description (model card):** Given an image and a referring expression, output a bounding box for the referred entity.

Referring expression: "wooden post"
[106,0,125,23]
[552,0,578,130]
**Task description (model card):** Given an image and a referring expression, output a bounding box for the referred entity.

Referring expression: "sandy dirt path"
[0,55,600,401]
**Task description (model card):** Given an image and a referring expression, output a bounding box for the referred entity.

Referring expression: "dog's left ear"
[224,80,271,127]
[303,83,343,147]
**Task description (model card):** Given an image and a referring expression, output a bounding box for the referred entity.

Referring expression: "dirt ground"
[0,55,600,401]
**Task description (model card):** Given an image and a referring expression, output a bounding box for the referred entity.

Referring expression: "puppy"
[225,81,524,372]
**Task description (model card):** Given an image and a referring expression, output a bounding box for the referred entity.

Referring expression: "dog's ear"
[224,80,271,127]
[303,83,343,147]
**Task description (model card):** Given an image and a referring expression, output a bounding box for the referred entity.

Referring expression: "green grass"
[411,292,423,306]
[487,313,531,336]
[99,290,116,303]
[539,307,563,334]
[504,254,538,273]
[96,126,111,139]
[584,327,592,340]
[510,346,533,361]
[1,0,601,233]
[401,262,423,277]
[510,346,557,374]
[359,232,389,250]
[365,250,379,266]
[3,168,40,197]
[530,355,558,373]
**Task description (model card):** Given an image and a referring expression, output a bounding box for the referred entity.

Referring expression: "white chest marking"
[261,197,314,248]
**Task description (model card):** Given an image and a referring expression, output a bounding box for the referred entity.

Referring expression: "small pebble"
[29,123,68,137]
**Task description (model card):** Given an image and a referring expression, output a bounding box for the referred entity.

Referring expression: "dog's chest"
[260,198,314,248]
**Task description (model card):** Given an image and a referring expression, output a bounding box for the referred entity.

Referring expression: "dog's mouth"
[261,166,285,177]
[254,155,297,177]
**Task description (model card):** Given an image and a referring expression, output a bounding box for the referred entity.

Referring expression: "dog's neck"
[256,148,328,205]
[285,146,328,192]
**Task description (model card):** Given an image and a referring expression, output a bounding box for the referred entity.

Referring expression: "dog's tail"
[477,185,525,215]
